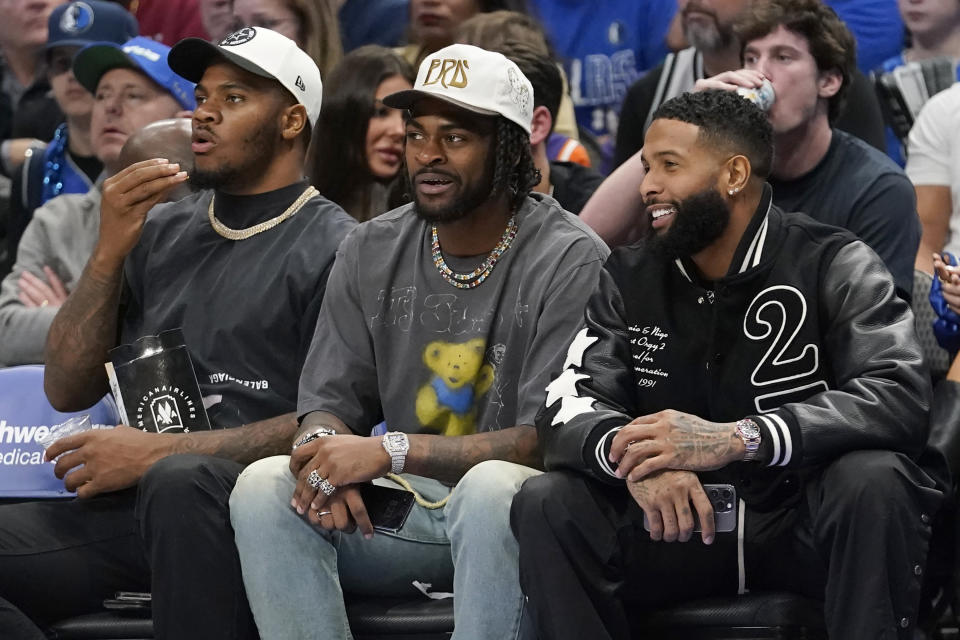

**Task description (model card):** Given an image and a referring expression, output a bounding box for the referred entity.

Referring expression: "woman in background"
[232,0,343,77]
[311,45,414,222]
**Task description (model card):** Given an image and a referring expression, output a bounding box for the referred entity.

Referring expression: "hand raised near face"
[96,159,188,268]
[693,69,766,93]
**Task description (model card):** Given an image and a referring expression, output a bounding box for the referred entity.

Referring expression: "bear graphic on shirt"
[416,338,495,436]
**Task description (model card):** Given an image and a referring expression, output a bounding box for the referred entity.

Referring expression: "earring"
[728,188,739,196]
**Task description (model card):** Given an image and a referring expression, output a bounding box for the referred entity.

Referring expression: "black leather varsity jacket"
[538,186,932,509]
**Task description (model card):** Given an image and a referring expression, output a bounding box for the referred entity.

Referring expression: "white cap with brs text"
[383,43,533,135]
[168,26,323,127]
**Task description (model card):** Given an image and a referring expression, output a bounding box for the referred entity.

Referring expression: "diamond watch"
[382,431,409,474]
[735,418,762,462]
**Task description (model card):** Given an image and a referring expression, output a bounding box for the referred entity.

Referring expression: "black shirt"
[122,180,357,427]
[550,161,605,215]
[770,129,918,301]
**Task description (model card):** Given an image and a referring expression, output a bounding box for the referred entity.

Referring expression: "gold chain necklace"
[208,186,319,241]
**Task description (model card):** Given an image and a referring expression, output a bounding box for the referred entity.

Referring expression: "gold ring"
[40,299,48,307]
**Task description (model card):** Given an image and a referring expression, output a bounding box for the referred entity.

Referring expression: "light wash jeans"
[229,457,540,640]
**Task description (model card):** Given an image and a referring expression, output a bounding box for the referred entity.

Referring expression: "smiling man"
[594,0,919,302]
[0,27,355,640]
[227,43,608,640]
[512,88,940,640]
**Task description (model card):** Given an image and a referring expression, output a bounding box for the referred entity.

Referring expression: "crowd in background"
[1,0,960,638]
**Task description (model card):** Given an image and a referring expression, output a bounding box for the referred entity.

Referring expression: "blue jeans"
[229,457,540,640]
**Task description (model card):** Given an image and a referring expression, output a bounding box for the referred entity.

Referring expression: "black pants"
[0,454,258,640]
[511,450,942,640]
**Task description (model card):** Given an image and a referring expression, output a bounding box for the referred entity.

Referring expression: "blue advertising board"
[0,365,119,498]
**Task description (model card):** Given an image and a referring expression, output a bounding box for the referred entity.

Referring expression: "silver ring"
[307,469,323,490]
[316,510,332,517]
[318,478,337,496]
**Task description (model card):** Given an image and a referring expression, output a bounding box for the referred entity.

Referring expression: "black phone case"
[359,483,416,533]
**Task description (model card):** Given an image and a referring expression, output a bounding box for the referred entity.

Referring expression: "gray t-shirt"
[298,193,609,436]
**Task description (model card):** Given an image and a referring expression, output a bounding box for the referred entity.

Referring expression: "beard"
[644,187,731,261]
[683,5,735,52]
[408,156,496,225]
[191,118,283,191]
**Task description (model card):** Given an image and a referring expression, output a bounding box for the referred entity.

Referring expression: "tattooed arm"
[289,410,539,518]
[43,412,300,498]
[43,252,122,410]
[44,160,189,410]
[609,410,747,482]
[290,411,539,485]
[405,427,540,484]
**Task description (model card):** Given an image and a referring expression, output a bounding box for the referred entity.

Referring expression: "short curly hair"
[735,0,855,122]
[651,90,774,179]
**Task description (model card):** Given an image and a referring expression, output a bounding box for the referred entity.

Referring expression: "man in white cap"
[228,43,609,639]
[0,27,355,640]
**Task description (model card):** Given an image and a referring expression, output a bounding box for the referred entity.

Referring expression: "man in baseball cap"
[164,26,321,189]
[168,25,322,127]
[0,27,354,640]
[383,42,533,134]
[6,1,140,260]
[228,42,608,639]
[74,36,196,111]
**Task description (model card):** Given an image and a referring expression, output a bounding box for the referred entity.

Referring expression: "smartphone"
[642,483,737,533]
[359,483,416,534]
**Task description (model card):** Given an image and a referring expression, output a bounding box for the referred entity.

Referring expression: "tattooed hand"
[610,410,744,482]
[627,470,715,544]
[44,425,169,498]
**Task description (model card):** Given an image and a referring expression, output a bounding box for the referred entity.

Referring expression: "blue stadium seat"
[0,365,120,499]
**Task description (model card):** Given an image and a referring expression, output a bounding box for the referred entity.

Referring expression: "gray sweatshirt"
[0,188,100,366]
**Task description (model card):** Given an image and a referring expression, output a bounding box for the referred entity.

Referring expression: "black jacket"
[538,186,931,509]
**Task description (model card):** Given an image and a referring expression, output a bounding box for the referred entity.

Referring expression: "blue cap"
[47,1,139,51]
[73,36,196,110]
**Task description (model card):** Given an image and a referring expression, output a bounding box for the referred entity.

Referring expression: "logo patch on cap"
[295,75,305,91]
[60,1,94,34]
[123,43,161,62]
[220,27,256,47]
[423,58,470,89]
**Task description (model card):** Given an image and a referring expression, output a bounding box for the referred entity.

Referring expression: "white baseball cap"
[383,44,533,135]
[167,27,323,127]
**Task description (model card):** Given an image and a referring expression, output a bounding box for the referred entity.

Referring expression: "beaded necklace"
[41,123,69,203]
[431,215,518,289]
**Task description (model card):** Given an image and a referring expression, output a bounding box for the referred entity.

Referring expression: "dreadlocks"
[491,117,541,211]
